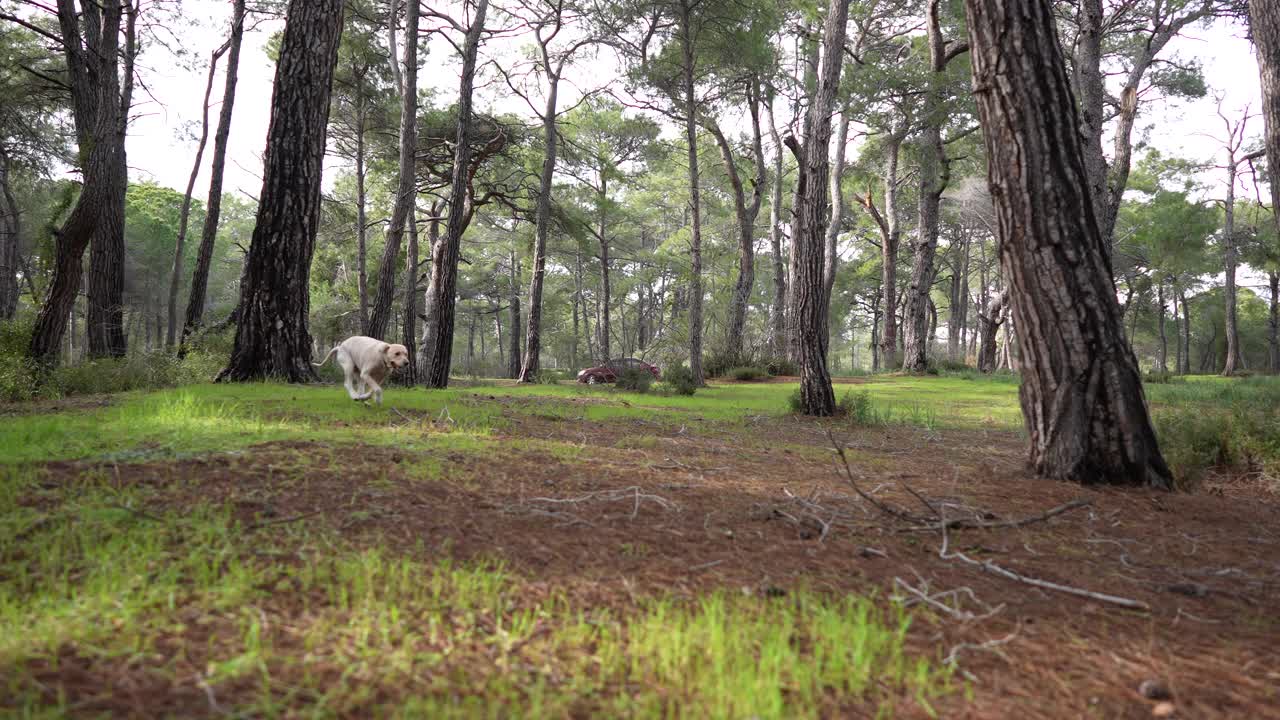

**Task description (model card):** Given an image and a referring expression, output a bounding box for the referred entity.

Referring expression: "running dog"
[314,336,410,405]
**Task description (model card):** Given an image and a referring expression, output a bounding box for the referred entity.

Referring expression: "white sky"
[124,5,1266,224]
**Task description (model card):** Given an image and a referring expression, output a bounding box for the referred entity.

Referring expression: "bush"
[616,367,653,393]
[787,388,803,413]
[838,390,876,425]
[726,366,769,382]
[933,359,970,373]
[661,364,697,396]
[702,348,751,379]
[763,357,798,377]
[1143,370,1184,385]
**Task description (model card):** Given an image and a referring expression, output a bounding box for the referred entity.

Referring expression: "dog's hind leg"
[337,350,362,400]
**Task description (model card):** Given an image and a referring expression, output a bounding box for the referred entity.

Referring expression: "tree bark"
[86,1,136,359]
[902,0,955,373]
[420,0,489,389]
[180,0,246,355]
[29,0,126,364]
[865,122,906,370]
[1073,0,1109,243]
[764,95,788,358]
[368,0,419,340]
[964,0,1172,488]
[788,0,850,416]
[355,78,371,334]
[597,175,611,362]
[216,0,344,382]
[678,0,704,384]
[1180,291,1192,375]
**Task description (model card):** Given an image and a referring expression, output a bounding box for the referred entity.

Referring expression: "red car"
[576,357,661,384]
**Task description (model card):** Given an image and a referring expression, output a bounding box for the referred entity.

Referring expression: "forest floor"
[2,375,1278,718]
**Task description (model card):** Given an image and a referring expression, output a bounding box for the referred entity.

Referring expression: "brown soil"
[26,411,1280,719]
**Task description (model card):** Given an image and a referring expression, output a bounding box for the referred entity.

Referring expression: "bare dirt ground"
[31,405,1280,719]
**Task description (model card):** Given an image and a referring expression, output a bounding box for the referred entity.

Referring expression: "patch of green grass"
[0,471,949,717]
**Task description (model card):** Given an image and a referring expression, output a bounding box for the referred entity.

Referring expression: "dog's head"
[383,343,411,369]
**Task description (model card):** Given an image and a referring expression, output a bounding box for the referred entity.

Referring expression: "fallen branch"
[902,499,1092,533]
[827,429,925,523]
[940,509,1149,612]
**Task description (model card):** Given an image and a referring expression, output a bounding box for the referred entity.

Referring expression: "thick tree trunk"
[29,1,126,364]
[400,207,418,385]
[964,0,1172,488]
[168,43,226,347]
[765,97,788,359]
[86,3,136,359]
[679,2,704,384]
[1073,0,1109,244]
[518,68,561,382]
[902,1,953,373]
[788,0,850,416]
[421,0,489,389]
[180,0,246,355]
[823,111,849,304]
[216,0,344,382]
[1250,0,1280,372]
[709,83,766,360]
[368,0,419,340]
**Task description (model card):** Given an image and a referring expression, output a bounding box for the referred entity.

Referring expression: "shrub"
[702,348,751,379]
[726,366,769,382]
[616,367,653,393]
[787,388,803,413]
[933,359,970,373]
[662,365,698,396]
[1143,370,1183,385]
[763,357,798,377]
[838,390,876,425]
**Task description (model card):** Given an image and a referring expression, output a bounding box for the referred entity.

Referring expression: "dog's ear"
[379,342,391,356]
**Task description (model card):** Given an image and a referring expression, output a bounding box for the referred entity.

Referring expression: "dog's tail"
[313,346,339,368]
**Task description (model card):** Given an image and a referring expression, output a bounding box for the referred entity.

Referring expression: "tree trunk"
[708,81,766,360]
[418,211,441,378]
[823,110,849,304]
[216,0,344,382]
[964,0,1172,488]
[787,0,850,416]
[976,289,1007,373]
[0,155,19,320]
[1180,291,1192,375]
[400,206,418,385]
[29,0,126,364]
[679,1,704,384]
[1250,0,1280,372]
[1172,290,1182,374]
[168,43,227,347]
[355,86,371,334]
[1269,271,1280,374]
[86,2,136,359]
[1157,281,1167,373]
[180,0,246,355]
[878,124,905,369]
[765,95,788,358]
[597,175,611,362]
[368,0,419,340]
[902,0,953,373]
[518,54,562,382]
[421,0,489,389]
[508,248,521,379]
[1073,0,1109,244]
[1222,160,1242,375]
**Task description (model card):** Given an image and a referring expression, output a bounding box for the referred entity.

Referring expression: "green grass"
[0,469,949,717]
